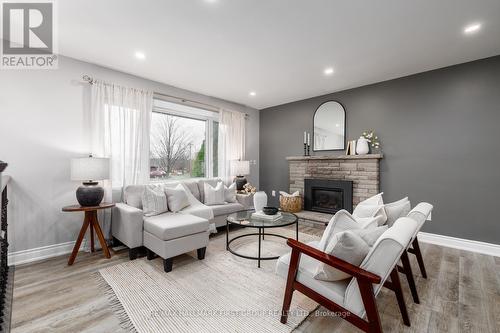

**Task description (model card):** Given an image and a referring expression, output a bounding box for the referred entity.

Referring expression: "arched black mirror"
[313,101,346,151]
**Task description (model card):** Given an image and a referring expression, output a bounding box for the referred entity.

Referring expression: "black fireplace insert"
[304,178,353,214]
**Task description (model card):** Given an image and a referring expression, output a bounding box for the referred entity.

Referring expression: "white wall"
[0,55,259,254]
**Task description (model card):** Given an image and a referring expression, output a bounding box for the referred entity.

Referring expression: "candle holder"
[307,144,310,156]
[303,143,307,156]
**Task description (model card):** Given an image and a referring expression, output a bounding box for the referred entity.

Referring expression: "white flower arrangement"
[362,130,381,149]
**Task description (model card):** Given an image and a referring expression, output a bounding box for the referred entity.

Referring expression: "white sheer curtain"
[89,80,153,240]
[218,109,246,184]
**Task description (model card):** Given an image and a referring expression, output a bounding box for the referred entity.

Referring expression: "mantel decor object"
[71,155,110,207]
[362,130,381,151]
[303,131,311,156]
[356,137,370,155]
[230,160,250,191]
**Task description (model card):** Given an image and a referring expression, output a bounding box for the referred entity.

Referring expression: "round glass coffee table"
[226,210,298,268]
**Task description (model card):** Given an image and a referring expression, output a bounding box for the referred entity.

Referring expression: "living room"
[0,1,499,332]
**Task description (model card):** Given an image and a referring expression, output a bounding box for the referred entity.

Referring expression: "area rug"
[97,228,319,333]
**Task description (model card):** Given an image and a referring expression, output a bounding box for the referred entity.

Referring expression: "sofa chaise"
[112,178,251,271]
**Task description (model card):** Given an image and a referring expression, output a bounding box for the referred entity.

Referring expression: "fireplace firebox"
[304,179,353,214]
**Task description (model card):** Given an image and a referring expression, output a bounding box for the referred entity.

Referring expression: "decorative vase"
[356,137,370,155]
[253,191,268,212]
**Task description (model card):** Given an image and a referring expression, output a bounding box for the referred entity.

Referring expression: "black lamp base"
[234,176,247,191]
[76,182,104,207]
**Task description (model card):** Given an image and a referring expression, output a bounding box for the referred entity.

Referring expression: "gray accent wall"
[260,55,500,245]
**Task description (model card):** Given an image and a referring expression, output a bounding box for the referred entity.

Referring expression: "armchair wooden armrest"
[286,238,381,284]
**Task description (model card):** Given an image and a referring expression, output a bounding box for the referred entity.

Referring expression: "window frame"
[151,99,219,181]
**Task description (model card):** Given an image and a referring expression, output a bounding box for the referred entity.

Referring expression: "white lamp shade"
[230,160,250,176]
[71,157,110,181]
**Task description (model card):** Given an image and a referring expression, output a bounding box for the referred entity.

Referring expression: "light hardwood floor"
[10,225,500,333]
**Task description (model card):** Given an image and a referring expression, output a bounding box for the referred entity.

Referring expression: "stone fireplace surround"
[287,154,383,226]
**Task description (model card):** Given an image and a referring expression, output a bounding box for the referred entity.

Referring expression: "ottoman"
[143,212,209,272]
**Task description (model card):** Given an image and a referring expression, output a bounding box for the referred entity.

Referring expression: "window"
[149,99,219,180]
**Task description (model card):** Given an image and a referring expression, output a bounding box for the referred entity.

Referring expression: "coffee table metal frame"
[225,210,298,268]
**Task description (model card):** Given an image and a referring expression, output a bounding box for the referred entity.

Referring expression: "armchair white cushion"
[406,202,433,239]
[407,202,433,228]
[276,242,350,305]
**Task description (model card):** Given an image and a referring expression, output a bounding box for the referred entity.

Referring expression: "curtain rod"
[82,74,249,118]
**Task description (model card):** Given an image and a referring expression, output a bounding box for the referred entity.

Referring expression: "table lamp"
[230,160,250,191]
[71,155,110,206]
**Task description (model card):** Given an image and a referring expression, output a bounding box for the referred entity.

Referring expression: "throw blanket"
[180,183,217,233]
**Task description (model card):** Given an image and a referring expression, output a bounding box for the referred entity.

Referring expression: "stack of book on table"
[251,211,283,221]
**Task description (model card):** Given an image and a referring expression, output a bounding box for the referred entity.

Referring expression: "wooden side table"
[62,203,115,265]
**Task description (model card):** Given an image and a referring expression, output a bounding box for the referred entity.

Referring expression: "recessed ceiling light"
[135,51,146,60]
[464,23,481,35]
[324,67,334,75]
[249,91,256,97]
[204,0,218,3]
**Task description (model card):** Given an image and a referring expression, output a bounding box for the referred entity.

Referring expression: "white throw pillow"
[384,198,411,227]
[164,184,190,212]
[204,182,225,206]
[358,192,384,206]
[351,225,388,246]
[353,204,382,218]
[224,183,237,203]
[318,210,359,251]
[142,186,168,217]
[314,231,370,281]
[318,210,381,251]
[353,203,387,226]
[355,215,386,228]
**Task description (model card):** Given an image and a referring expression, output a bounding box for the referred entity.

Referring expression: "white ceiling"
[58,0,500,109]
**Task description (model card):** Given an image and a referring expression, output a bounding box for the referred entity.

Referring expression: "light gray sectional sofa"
[112,178,250,272]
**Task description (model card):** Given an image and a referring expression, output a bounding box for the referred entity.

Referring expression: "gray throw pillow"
[314,231,370,281]
[351,225,388,246]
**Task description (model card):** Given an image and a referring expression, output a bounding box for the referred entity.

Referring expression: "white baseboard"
[418,232,500,257]
[8,241,77,266]
[7,232,500,266]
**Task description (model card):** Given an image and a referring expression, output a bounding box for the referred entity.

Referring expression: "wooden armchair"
[277,218,419,333]
[396,202,433,304]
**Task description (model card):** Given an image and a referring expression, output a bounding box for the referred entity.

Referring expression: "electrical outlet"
[271,190,276,197]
